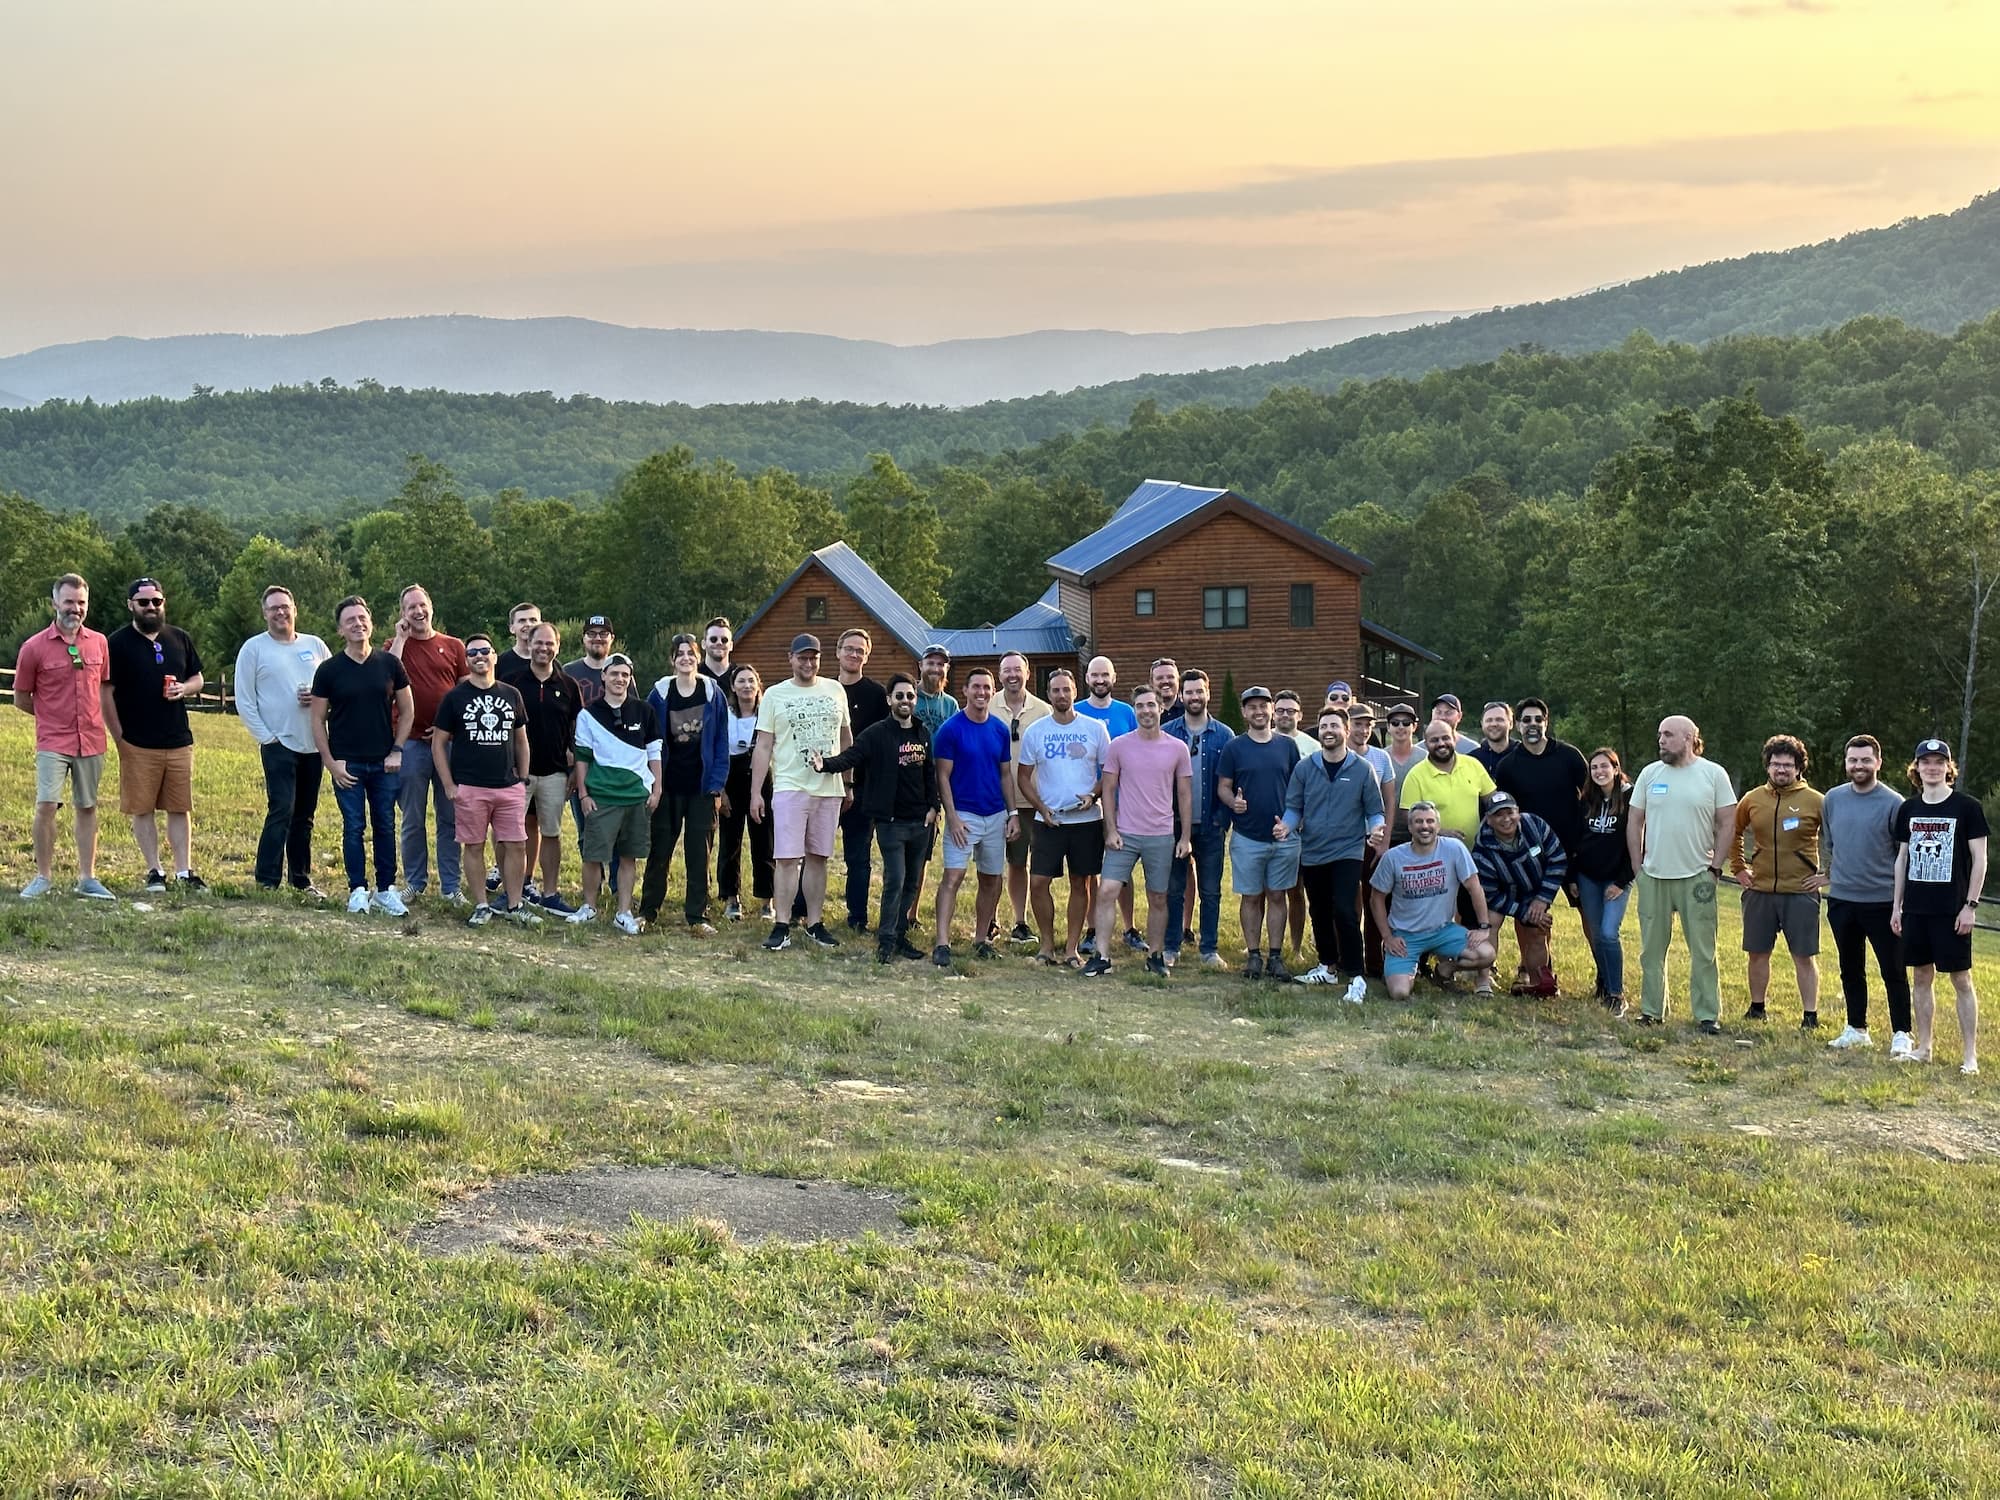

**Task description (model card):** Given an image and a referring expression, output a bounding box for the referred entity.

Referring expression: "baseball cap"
[1326,680,1353,697]
[128,577,163,598]
[584,614,614,632]
[1915,737,1953,759]
[603,652,634,670]
[790,633,821,654]
[1349,701,1378,721]
[1434,692,1462,711]
[922,642,951,661]
[1386,703,1418,723]
[1484,791,1521,818]
[1239,685,1274,703]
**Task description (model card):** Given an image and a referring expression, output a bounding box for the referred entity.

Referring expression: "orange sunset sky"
[3,0,1996,354]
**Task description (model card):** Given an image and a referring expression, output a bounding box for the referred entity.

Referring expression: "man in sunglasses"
[697,617,734,682]
[15,573,116,900]
[433,632,536,927]
[102,577,208,893]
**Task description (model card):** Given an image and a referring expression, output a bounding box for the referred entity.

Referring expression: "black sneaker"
[973,941,999,960]
[1800,1012,1820,1030]
[1009,922,1034,944]
[1243,950,1264,979]
[1743,1002,1768,1022]
[175,872,209,894]
[143,870,168,894]
[1145,952,1170,979]
[1124,927,1147,952]
[1080,928,1097,955]
[895,938,927,961]
[1265,955,1292,982]
[876,942,896,965]
[1080,955,1113,978]
[933,944,953,968]
[1633,1012,1661,1026]
[762,923,791,951]
[1700,1019,1723,1036]
[806,922,839,948]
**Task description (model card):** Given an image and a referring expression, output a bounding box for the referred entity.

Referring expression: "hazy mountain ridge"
[0,311,1457,409]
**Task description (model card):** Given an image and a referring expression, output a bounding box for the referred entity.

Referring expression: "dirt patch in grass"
[409,1164,910,1255]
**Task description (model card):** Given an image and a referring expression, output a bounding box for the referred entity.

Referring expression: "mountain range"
[0,311,1458,410]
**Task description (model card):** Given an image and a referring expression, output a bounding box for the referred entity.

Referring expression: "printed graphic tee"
[433,680,525,788]
[1895,790,1991,916]
[1371,838,1477,932]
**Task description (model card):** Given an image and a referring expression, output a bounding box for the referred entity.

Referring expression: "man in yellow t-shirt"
[1399,719,1497,845]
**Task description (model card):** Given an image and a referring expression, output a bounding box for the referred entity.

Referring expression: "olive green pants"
[1638,870,1720,1022]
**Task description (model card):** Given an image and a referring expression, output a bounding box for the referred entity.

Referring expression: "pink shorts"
[772,789,841,859]
[455,783,527,844]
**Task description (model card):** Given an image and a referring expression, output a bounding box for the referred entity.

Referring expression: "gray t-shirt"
[1371,838,1476,932]
[1823,780,1904,902]
[1018,714,1110,825]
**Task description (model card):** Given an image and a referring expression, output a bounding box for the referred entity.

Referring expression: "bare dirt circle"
[410,1165,910,1256]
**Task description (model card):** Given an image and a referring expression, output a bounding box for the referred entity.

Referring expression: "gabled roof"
[736,541,935,660]
[934,587,1075,659]
[1045,478,1373,584]
[1361,618,1443,664]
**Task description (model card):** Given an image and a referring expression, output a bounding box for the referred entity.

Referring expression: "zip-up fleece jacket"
[1728,781,1824,893]
[1280,749,1386,865]
[818,716,939,824]
[1473,811,1568,916]
[645,673,731,796]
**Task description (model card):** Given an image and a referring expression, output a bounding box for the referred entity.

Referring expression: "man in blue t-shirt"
[930,667,1017,966]
[1216,686,1302,979]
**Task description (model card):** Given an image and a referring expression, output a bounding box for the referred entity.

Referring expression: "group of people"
[11,573,1985,1071]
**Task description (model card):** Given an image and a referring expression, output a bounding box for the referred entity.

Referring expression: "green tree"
[843,454,947,622]
[356,456,501,637]
[492,494,591,624]
[124,503,246,638]
[211,535,352,656]
[0,490,129,661]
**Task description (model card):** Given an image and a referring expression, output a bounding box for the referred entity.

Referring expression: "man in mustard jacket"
[1729,733,1825,1027]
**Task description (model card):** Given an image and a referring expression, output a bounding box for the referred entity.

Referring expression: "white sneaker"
[566,904,598,925]
[1892,1042,1932,1064]
[1827,1025,1874,1050]
[1963,1059,1981,1076]
[371,888,408,917]
[613,910,642,936]
[346,886,371,914]
[1343,976,1368,1005]
[1294,964,1336,985]
[508,904,544,927]
[1889,1032,1915,1059]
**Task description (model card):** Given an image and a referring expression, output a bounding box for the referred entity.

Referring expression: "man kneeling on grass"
[1369,800,1497,1001]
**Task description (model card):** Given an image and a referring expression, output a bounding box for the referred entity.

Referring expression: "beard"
[1428,745,1454,764]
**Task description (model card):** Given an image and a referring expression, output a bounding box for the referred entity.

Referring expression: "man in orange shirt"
[385,584,471,901]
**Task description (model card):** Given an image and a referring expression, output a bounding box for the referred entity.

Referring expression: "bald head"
[1657,715,1699,765]
[1085,655,1117,702]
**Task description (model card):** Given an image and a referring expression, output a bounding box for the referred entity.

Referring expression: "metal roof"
[1361,617,1443,663]
[1045,478,1372,582]
[934,624,1076,659]
[996,584,1065,631]
[735,541,936,660]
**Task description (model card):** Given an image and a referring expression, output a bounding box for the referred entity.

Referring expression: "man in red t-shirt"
[385,583,470,900]
[14,573,117,899]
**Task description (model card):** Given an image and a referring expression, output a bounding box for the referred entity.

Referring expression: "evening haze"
[4,0,1996,358]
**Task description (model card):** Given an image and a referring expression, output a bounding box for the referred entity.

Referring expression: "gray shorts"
[581,800,651,864]
[1742,889,1821,956]
[1230,829,1301,894]
[1101,831,1173,890]
[525,771,569,830]
[35,751,105,809]
[941,808,1009,875]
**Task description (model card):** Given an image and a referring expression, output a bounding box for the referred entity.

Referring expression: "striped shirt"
[574,696,661,805]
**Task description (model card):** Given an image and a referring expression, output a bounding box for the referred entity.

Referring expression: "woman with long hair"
[715,663,774,920]
[1574,747,1635,1011]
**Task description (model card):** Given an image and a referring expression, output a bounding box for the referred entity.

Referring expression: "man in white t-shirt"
[1016,667,1111,965]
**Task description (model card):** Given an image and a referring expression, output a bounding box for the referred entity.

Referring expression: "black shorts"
[1902,909,1973,974]
[1006,813,1032,868]
[1030,820,1105,880]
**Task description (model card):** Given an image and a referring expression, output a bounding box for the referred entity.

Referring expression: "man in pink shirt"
[14,573,116,899]
[1084,686,1192,979]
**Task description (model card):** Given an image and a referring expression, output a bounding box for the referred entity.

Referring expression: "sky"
[2,0,1996,355]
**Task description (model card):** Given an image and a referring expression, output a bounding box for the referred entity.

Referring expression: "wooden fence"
[0,666,238,713]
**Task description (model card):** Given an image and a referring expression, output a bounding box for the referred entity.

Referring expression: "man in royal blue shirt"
[930,666,1017,966]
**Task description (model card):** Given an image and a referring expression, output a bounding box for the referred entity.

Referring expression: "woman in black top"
[1574,747,1635,1010]
[715,664,774,920]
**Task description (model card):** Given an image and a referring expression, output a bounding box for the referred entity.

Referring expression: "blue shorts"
[1384,923,1469,977]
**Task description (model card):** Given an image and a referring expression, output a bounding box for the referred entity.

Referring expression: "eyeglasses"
[466,645,494,657]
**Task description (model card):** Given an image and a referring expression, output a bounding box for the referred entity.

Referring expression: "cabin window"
[804,595,828,623]
[1290,583,1315,629]
[1203,585,1249,630]
[1134,589,1155,617]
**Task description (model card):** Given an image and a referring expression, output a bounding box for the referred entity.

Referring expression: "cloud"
[976,130,1997,225]
[1907,88,1986,105]
[1724,0,1835,16]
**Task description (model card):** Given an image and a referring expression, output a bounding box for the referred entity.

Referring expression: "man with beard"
[1282,705,1384,999]
[1016,668,1110,966]
[996,652,1051,944]
[432,632,536,928]
[1473,792,1567,997]
[1626,715,1738,1033]
[930,667,1018,965]
[1469,701,1516,774]
[515,622,582,913]
[1431,693,1480,755]
[1347,702,1397,977]
[1820,734,1909,1052]
[1075,655,1138,950]
[813,673,938,964]
[902,643,959,935]
[102,577,208,891]
[1400,719,1497,847]
[1150,657,1185,725]
[386,584,470,902]
[15,574,116,900]
[1273,691,1321,760]
[1164,668,1233,968]
[1083,687,1191,980]
[698,617,733,682]
[1729,734,1825,1028]
[829,629,890,934]
[1371,801,1498,1002]
[1217,686,1301,979]
[1493,698,1590,865]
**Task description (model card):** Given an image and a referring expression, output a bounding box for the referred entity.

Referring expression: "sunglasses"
[890,692,916,703]
[133,596,164,606]
[66,642,85,670]
[466,645,494,657]
[1518,714,1546,725]
[152,641,165,665]
[1010,716,1022,741]
[1327,693,1352,701]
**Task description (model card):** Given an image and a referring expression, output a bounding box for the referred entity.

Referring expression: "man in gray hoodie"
[1281,705,1385,998]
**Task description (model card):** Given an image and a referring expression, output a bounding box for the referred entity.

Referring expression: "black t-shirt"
[564,657,608,709]
[495,649,537,686]
[516,667,582,778]
[107,623,204,750]
[662,679,707,795]
[1495,740,1591,859]
[1895,790,1991,916]
[843,676,890,790]
[434,680,526,789]
[312,649,410,763]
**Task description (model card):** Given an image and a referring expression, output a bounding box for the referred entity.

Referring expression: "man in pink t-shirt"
[1084,686,1192,979]
[14,573,116,899]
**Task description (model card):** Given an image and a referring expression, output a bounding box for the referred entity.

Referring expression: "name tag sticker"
[1782,817,1801,831]
[1650,783,1668,795]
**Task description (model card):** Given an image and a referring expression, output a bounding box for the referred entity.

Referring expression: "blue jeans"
[1576,874,1631,996]
[1166,824,1226,956]
[335,761,400,893]
[397,736,460,894]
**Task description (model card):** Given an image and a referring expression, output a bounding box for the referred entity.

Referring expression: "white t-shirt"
[1019,714,1112,824]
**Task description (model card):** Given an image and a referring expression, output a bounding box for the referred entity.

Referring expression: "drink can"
[162,675,178,699]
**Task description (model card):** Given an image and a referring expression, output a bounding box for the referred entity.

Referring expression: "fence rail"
[0,665,237,713]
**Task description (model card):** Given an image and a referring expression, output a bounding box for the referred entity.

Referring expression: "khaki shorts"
[581,800,651,864]
[119,743,194,814]
[525,771,569,830]
[36,751,105,809]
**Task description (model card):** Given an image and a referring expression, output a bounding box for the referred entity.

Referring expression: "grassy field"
[2,713,1997,1497]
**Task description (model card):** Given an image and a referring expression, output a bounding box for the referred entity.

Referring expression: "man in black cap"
[1892,737,1987,1074]
[1472,790,1568,996]
[749,634,852,951]
[102,577,210,892]
[1432,693,1479,755]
